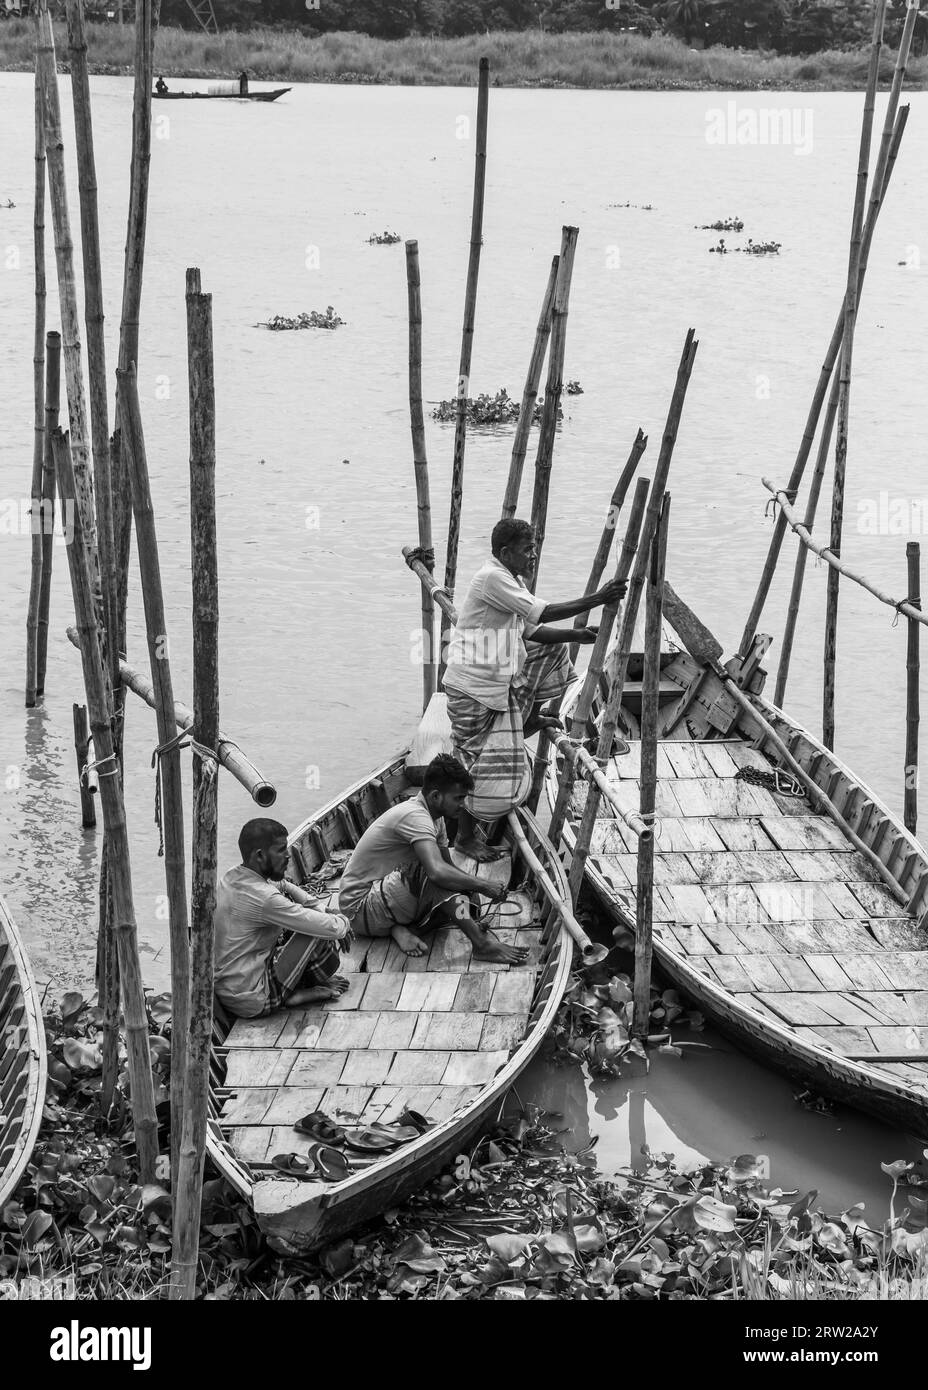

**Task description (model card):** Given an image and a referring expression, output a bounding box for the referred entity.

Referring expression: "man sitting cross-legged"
[338,754,528,966]
[214,818,353,1019]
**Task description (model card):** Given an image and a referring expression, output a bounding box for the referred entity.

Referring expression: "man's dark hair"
[491,518,534,558]
[239,818,288,862]
[423,754,474,795]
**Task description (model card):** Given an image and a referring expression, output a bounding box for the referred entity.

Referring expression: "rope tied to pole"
[405,545,435,572]
[765,486,798,520]
[152,730,220,855]
[81,746,118,786]
[892,595,920,628]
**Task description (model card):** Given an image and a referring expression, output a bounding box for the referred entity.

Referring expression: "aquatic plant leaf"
[148,993,173,1025]
[787,1190,818,1218]
[816,1222,849,1256]
[536,1231,576,1260]
[674,1195,737,1234]
[59,991,85,1021]
[727,1155,765,1185]
[86,1175,116,1204]
[139,1183,170,1210]
[62,1038,102,1071]
[881,1160,914,1181]
[20,1210,53,1247]
[658,1044,683,1058]
[486,1233,532,1262]
[573,1222,605,1253]
[320,1238,354,1278]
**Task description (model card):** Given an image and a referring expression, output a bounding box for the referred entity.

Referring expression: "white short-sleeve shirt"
[442,557,545,710]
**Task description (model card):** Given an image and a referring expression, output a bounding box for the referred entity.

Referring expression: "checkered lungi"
[345,859,458,940]
[260,933,342,1016]
[444,641,574,820]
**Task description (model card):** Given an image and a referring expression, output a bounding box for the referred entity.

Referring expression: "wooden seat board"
[708,818,779,851]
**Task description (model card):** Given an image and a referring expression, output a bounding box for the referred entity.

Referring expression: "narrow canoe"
[151,88,291,102]
[549,631,928,1138]
[205,752,574,1255]
[0,895,47,1208]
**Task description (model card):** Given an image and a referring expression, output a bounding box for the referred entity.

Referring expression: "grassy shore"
[1,22,926,90]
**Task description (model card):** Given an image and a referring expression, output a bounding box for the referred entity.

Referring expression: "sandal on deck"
[306,1143,351,1181]
[344,1128,400,1153]
[397,1109,435,1134]
[271,1153,315,1178]
[369,1123,420,1144]
[293,1111,346,1145]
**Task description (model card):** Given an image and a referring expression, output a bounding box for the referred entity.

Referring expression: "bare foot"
[286,982,345,1006]
[471,933,529,965]
[454,837,504,864]
[328,974,351,993]
[391,924,428,957]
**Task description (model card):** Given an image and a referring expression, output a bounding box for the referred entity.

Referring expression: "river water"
[2,75,928,1212]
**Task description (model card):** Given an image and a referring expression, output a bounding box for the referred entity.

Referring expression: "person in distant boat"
[155,75,168,94]
[214,818,353,1019]
[338,754,528,965]
[442,518,627,861]
[239,69,249,96]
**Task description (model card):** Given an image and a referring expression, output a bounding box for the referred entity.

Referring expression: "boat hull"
[152,88,291,101]
[0,895,47,1208]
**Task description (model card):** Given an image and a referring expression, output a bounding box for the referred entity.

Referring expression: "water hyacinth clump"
[257,306,345,330]
[552,969,705,1076]
[697,216,744,231]
[367,230,401,244]
[431,387,562,427]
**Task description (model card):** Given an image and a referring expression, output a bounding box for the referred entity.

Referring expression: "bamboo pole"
[117,364,189,1184]
[633,495,670,1039]
[547,475,650,848]
[98,839,119,1112]
[171,267,219,1301]
[440,56,490,675]
[36,331,60,699]
[505,812,607,964]
[72,702,96,828]
[67,0,117,688]
[738,7,912,661]
[26,63,46,709]
[501,255,558,520]
[528,226,579,593]
[905,541,920,834]
[405,240,436,710]
[402,546,457,626]
[53,428,158,1181]
[567,330,698,906]
[552,735,651,842]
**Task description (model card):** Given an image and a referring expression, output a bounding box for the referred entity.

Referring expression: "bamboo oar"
[775,103,910,706]
[633,496,670,1038]
[67,0,117,687]
[26,62,46,709]
[567,331,698,905]
[738,3,911,661]
[171,268,219,1302]
[36,330,60,698]
[528,226,578,594]
[440,56,490,677]
[823,0,889,752]
[904,542,920,835]
[53,428,158,1181]
[547,474,650,847]
[501,255,558,519]
[506,811,608,964]
[405,240,436,710]
[117,363,190,1185]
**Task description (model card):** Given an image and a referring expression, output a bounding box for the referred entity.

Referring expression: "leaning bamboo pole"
[529,226,579,593]
[501,255,559,520]
[405,240,436,710]
[738,3,912,661]
[117,364,190,1183]
[36,330,60,698]
[26,63,46,709]
[823,0,889,751]
[402,546,457,627]
[905,541,920,835]
[506,812,607,964]
[53,428,158,1181]
[634,495,670,1039]
[774,104,910,706]
[171,267,219,1302]
[440,56,490,676]
[551,736,651,841]
[567,330,698,906]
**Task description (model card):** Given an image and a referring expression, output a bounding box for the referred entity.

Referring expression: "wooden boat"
[205,753,574,1255]
[152,87,291,102]
[548,603,928,1139]
[0,895,47,1208]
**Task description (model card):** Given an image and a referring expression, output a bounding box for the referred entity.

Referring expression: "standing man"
[238,69,249,96]
[442,518,626,860]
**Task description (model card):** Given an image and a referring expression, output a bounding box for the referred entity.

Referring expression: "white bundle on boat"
[207,81,240,95]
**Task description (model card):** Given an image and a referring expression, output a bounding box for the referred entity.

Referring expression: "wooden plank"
[795,1025,876,1055]
[663,743,717,779]
[480,1014,526,1051]
[709,818,777,851]
[868,917,928,950]
[229,1127,273,1163]
[261,1086,327,1125]
[514,928,545,967]
[752,881,815,922]
[677,818,729,851]
[779,851,842,882]
[758,993,846,1027]
[453,974,495,1012]
[810,919,883,953]
[286,1051,348,1086]
[866,1026,928,1055]
[768,954,823,992]
[610,743,641,778]
[360,972,407,1013]
[424,1086,482,1122]
[387,1051,452,1085]
[397,974,461,1012]
[814,880,869,919]
[698,921,744,954]
[224,1049,297,1088]
[762,919,827,953]
[317,1086,376,1121]
[662,883,718,924]
[225,1016,288,1048]
[814,992,887,1027]
[218,1088,275,1125]
[370,1012,418,1049]
[732,993,788,1025]
[426,928,472,972]
[738,955,789,992]
[663,921,716,956]
[760,815,848,852]
[339,1050,396,1086]
[802,954,853,992]
[834,954,895,992]
[489,972,535,1014]
[362,939,393,973]
[441,1050,509,1085]
[417,1013,484,1050]
[700,743,739,778]
[726,743,773,771]
[708,955,753,992]
[876,953,928,990]
[852,992,928,1025]
[317,1012,378,1051]
[845,880,909,918]
[704,883,771,924]
[727,923,783,954]
[276,1010,328,1049]
[669,779,717,818]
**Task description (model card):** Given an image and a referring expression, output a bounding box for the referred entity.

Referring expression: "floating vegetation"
[256,306,345,331]
[709,238,781,256]
[697,216,744,231]
[551,968,705,1076]
[565,380,584,395]
[367,230,401,245]
[607,201,654,210]
[431,387,562,427]
[1,199,15,210]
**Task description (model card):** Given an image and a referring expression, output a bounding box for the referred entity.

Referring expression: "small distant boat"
[152,85,291,103]
[0,894,47,1209]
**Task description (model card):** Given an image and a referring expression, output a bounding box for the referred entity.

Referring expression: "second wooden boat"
[205,753,575,1255]
[152,87,291,102]
[0,895,47,1209]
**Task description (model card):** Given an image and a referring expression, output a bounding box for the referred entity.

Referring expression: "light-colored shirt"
[338,793,448,917]
[214,864,349,1018]
[442,556,546,711]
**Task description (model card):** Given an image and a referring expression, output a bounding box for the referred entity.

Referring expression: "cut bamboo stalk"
[72,702,96,828]
[405,240,436,710]
[552,735,651,842]
[506,811,607,964]
[53,427,158,1181]
[36,330,60,699]
[26,63,46,709]
[738,8,911,661]
[65,627,276,804]
[440,56,490,674]
[547,474,650,847]
[172,266,219,1301]
[905,541,920,834]
[567,330,698,905]
[402,546,457,626]
[529,225,579,594]
[634,496,670,1038]
[67,0,117,688]
[501,255,558,519]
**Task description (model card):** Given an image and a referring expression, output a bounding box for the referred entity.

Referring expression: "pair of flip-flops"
[293,1110,346,1145]
[271,1145,349,1182]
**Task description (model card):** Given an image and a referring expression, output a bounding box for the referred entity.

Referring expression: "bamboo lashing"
[506,811,608,965]
[53,428,158,1182]
[905,542,920,835]
[823,0,888,752]
[72,702,96,829]
[26,61,46,709]
[501,255,559,519]
[405,240,436,711]
[634,494,670,1038]
[738,5,914,661]
[402,546,457,626]
[761,482,928,629]
[36,330,60,699]
[551,735,651,842]
[440,56,489,677]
